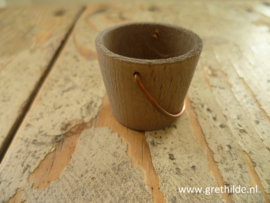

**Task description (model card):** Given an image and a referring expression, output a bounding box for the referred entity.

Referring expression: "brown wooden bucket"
[95,22,203,130]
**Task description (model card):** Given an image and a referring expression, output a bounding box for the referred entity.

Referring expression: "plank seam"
[0,6,86,163]
[186,98,232,203]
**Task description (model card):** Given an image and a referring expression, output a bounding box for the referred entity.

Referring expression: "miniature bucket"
[95,22,203,130]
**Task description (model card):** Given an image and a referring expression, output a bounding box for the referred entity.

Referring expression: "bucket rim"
[95,22,203,65]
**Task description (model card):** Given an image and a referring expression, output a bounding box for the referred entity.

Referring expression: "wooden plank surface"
[1,1,270,203]
[0,6,84,158]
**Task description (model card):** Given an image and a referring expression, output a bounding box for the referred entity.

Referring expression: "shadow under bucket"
[95,22,203,131]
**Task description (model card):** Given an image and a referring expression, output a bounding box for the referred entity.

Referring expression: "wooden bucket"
[95,22,203,130]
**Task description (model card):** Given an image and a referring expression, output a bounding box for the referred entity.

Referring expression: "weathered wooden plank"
[189,58,266,202]
[140,1,269,202]
[0,6,84,158]
[145,108,224,203]
[208,41,270,151]
[25,127,152,202]
[142,1,269,202]
[0,5,156,203]
[200,42,270,201]
[183,1,270,202]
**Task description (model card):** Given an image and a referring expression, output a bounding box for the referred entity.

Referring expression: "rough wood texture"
[145,107,223,203]
[0,6,84,158]
[0,5,155,203]
[1,1,270,203]
[25,127,152,202]
[95,22,202,130]
[95,96,165,203]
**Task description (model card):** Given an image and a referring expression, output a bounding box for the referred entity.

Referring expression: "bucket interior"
[102,24,196,60]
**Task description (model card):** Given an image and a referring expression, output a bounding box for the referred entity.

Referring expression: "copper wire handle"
[134,73,186,118]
